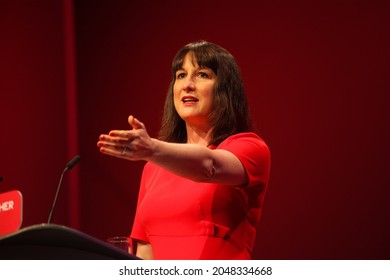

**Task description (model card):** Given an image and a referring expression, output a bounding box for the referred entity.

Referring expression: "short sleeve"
[217,133,271,187]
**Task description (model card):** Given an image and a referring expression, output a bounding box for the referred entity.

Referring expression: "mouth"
[181,96,199,103]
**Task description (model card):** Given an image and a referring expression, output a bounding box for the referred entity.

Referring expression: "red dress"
[130,132,271,259]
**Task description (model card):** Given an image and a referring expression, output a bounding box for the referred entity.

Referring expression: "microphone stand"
[47,155,80,224]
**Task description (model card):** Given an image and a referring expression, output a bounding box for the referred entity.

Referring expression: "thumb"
[128,115,145,130]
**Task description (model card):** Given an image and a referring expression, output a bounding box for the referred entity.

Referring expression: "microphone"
[47,155,80,224]
[65,155,81,171]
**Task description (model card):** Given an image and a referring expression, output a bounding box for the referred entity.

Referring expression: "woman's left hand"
[97,115,156,161]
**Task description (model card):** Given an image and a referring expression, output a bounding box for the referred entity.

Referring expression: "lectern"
[0,224,138,260]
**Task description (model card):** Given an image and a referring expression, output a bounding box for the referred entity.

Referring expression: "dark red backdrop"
[1,0,388,259]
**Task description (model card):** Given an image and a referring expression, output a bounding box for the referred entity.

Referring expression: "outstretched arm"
[97,116,247,185]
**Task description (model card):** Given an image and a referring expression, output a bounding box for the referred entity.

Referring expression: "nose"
[182,76,196,92]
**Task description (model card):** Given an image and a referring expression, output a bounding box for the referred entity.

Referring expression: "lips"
[181,96,199,103]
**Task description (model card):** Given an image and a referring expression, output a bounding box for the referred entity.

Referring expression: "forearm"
[147,139,216,182]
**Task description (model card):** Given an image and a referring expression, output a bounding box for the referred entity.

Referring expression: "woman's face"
[173,53,217,130]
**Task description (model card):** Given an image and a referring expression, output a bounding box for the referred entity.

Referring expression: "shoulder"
[217,132,271,185]
[217,132,269,154]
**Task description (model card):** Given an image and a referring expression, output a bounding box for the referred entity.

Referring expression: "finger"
[106,130,133,139]
[99,144,137,161]
[97,137,129,148]
[128,115,145,130]
[98,141,130,155]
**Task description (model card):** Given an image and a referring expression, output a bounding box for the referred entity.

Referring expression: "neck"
[185,123,212,146]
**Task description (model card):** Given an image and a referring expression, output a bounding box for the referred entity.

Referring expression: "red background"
[1,0,388,259]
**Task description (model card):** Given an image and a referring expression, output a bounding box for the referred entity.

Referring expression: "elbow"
[192,159,216,183]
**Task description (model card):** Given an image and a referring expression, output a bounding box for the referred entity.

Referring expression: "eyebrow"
[176,66,210,72]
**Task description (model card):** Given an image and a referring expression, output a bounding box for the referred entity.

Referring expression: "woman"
[97,41,270,259]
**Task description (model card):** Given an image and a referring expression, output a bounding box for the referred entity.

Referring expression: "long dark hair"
[159,41,252,146]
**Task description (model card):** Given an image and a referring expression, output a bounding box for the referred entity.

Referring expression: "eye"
[176,72,186,79]
[198,71,210,79]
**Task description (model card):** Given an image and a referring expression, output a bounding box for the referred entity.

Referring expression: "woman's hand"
[97,115,156,161]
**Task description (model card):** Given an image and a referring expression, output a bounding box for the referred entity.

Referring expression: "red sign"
[0,190,23,236]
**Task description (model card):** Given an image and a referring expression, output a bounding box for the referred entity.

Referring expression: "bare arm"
[97,116,247,185]
[149,140,246,184]
[135,241,154,260]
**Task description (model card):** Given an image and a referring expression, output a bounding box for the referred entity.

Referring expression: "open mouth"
[182,96,199,103]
